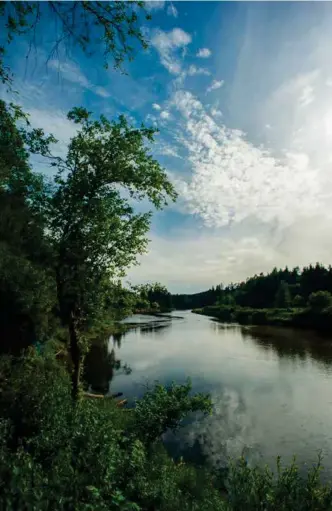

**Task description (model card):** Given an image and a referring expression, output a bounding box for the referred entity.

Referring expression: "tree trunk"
[68,311,81,400]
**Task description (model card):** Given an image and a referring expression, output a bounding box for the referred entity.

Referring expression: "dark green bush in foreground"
[0,350,332,510]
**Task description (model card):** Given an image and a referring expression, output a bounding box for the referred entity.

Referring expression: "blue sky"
[4,1,332,293]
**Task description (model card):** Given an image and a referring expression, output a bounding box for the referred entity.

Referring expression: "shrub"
[1,350,331,510]
[225,455,332,510]
[251,310,267,325]
[308,291,332,311]
[234,309,252,324]
[0,350,216,510]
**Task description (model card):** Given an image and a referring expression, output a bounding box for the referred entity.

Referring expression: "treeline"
[173,264,332,310]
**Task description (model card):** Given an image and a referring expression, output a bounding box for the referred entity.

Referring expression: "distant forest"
[171,264,332,310]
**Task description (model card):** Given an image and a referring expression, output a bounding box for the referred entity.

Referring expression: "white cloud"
[160,110,171,120]
[145,113,158,126]
[155,143,182,159]
[170,90,321,229]
[145,1,165,11]
[152,103,161,110]
[48,59,110,97]
[188,65,211,76]
[271,70,319,109]
[94,86,111,98]
[27,107,78,159]
[299,85,315,107]
[211,107,223,118]
[207,79,224,93]
[49,60,89,88]
[167,3,178,17]
[197,48,212,58]
[128,206,332,292]
[151,28,192,75]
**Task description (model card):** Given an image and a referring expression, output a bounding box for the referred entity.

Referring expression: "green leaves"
[132,379,212,445]
[1,1,151,88]
[47,108,176,379]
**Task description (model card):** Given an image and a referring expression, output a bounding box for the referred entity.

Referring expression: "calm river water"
[86,311,332,477]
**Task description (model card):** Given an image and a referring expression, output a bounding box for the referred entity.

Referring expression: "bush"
[0,350,218,510]
[225,455,332,510]
[251,310,267,325]
[234,308,252,324]
[0,350,331,510]
[308,291,332,311]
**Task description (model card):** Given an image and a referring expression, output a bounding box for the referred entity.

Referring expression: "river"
[85,310,332,477]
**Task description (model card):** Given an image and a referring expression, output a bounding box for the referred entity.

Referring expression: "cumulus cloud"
[160,110,171,120]
[170,90,321,229]
[197,48,212,58]
[207,79,224,93]
[152,103,161,110]
[211,107,223,118]
[188,65,211,76]
[151,28,192,74]
[167,3,178,17]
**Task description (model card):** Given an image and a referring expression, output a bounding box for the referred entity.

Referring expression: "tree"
[132,282,172,310]
[293,294,305,308]
[43,108,176,397]
[308,291,332,311]
[0,100,57,352]
[274,280,291,308]
[0,1,151,87]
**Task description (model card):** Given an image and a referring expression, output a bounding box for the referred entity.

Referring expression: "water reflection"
[112,332,123,349]
[244,325,332,373]
[83,312,332,478]
[83,342,119,394]
[140,322,172,336]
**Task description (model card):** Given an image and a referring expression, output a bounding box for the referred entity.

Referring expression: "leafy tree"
[275,280,291,308]
[40,108,177,397]
[132,282,172,310]
[0,100,57,352]
[308,291,332,311]
[0,1,151,86]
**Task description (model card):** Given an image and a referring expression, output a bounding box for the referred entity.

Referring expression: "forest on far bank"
[172,263,332,310]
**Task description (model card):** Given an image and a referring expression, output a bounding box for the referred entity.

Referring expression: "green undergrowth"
[0,348,331,510]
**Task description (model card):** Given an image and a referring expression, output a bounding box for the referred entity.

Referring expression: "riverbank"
[193,305,332,333]
[2,348,332,510]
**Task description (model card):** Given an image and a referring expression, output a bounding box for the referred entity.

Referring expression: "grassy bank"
[193,305,332,333]
[1,348,332,510]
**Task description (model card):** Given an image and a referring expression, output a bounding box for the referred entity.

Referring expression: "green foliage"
[234,308,252,325]
[308,291,332,311]
[0,351,219,511]
[0,100,57,351]
[41,108,176,394]
[0,1,151,86]
[275,280,291,308]
[1,351,331,510]
[131,380,212,445]
[131,282,173,311]
[225,456,332,510]
[251,310,267,325]
[175,263,332,312]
